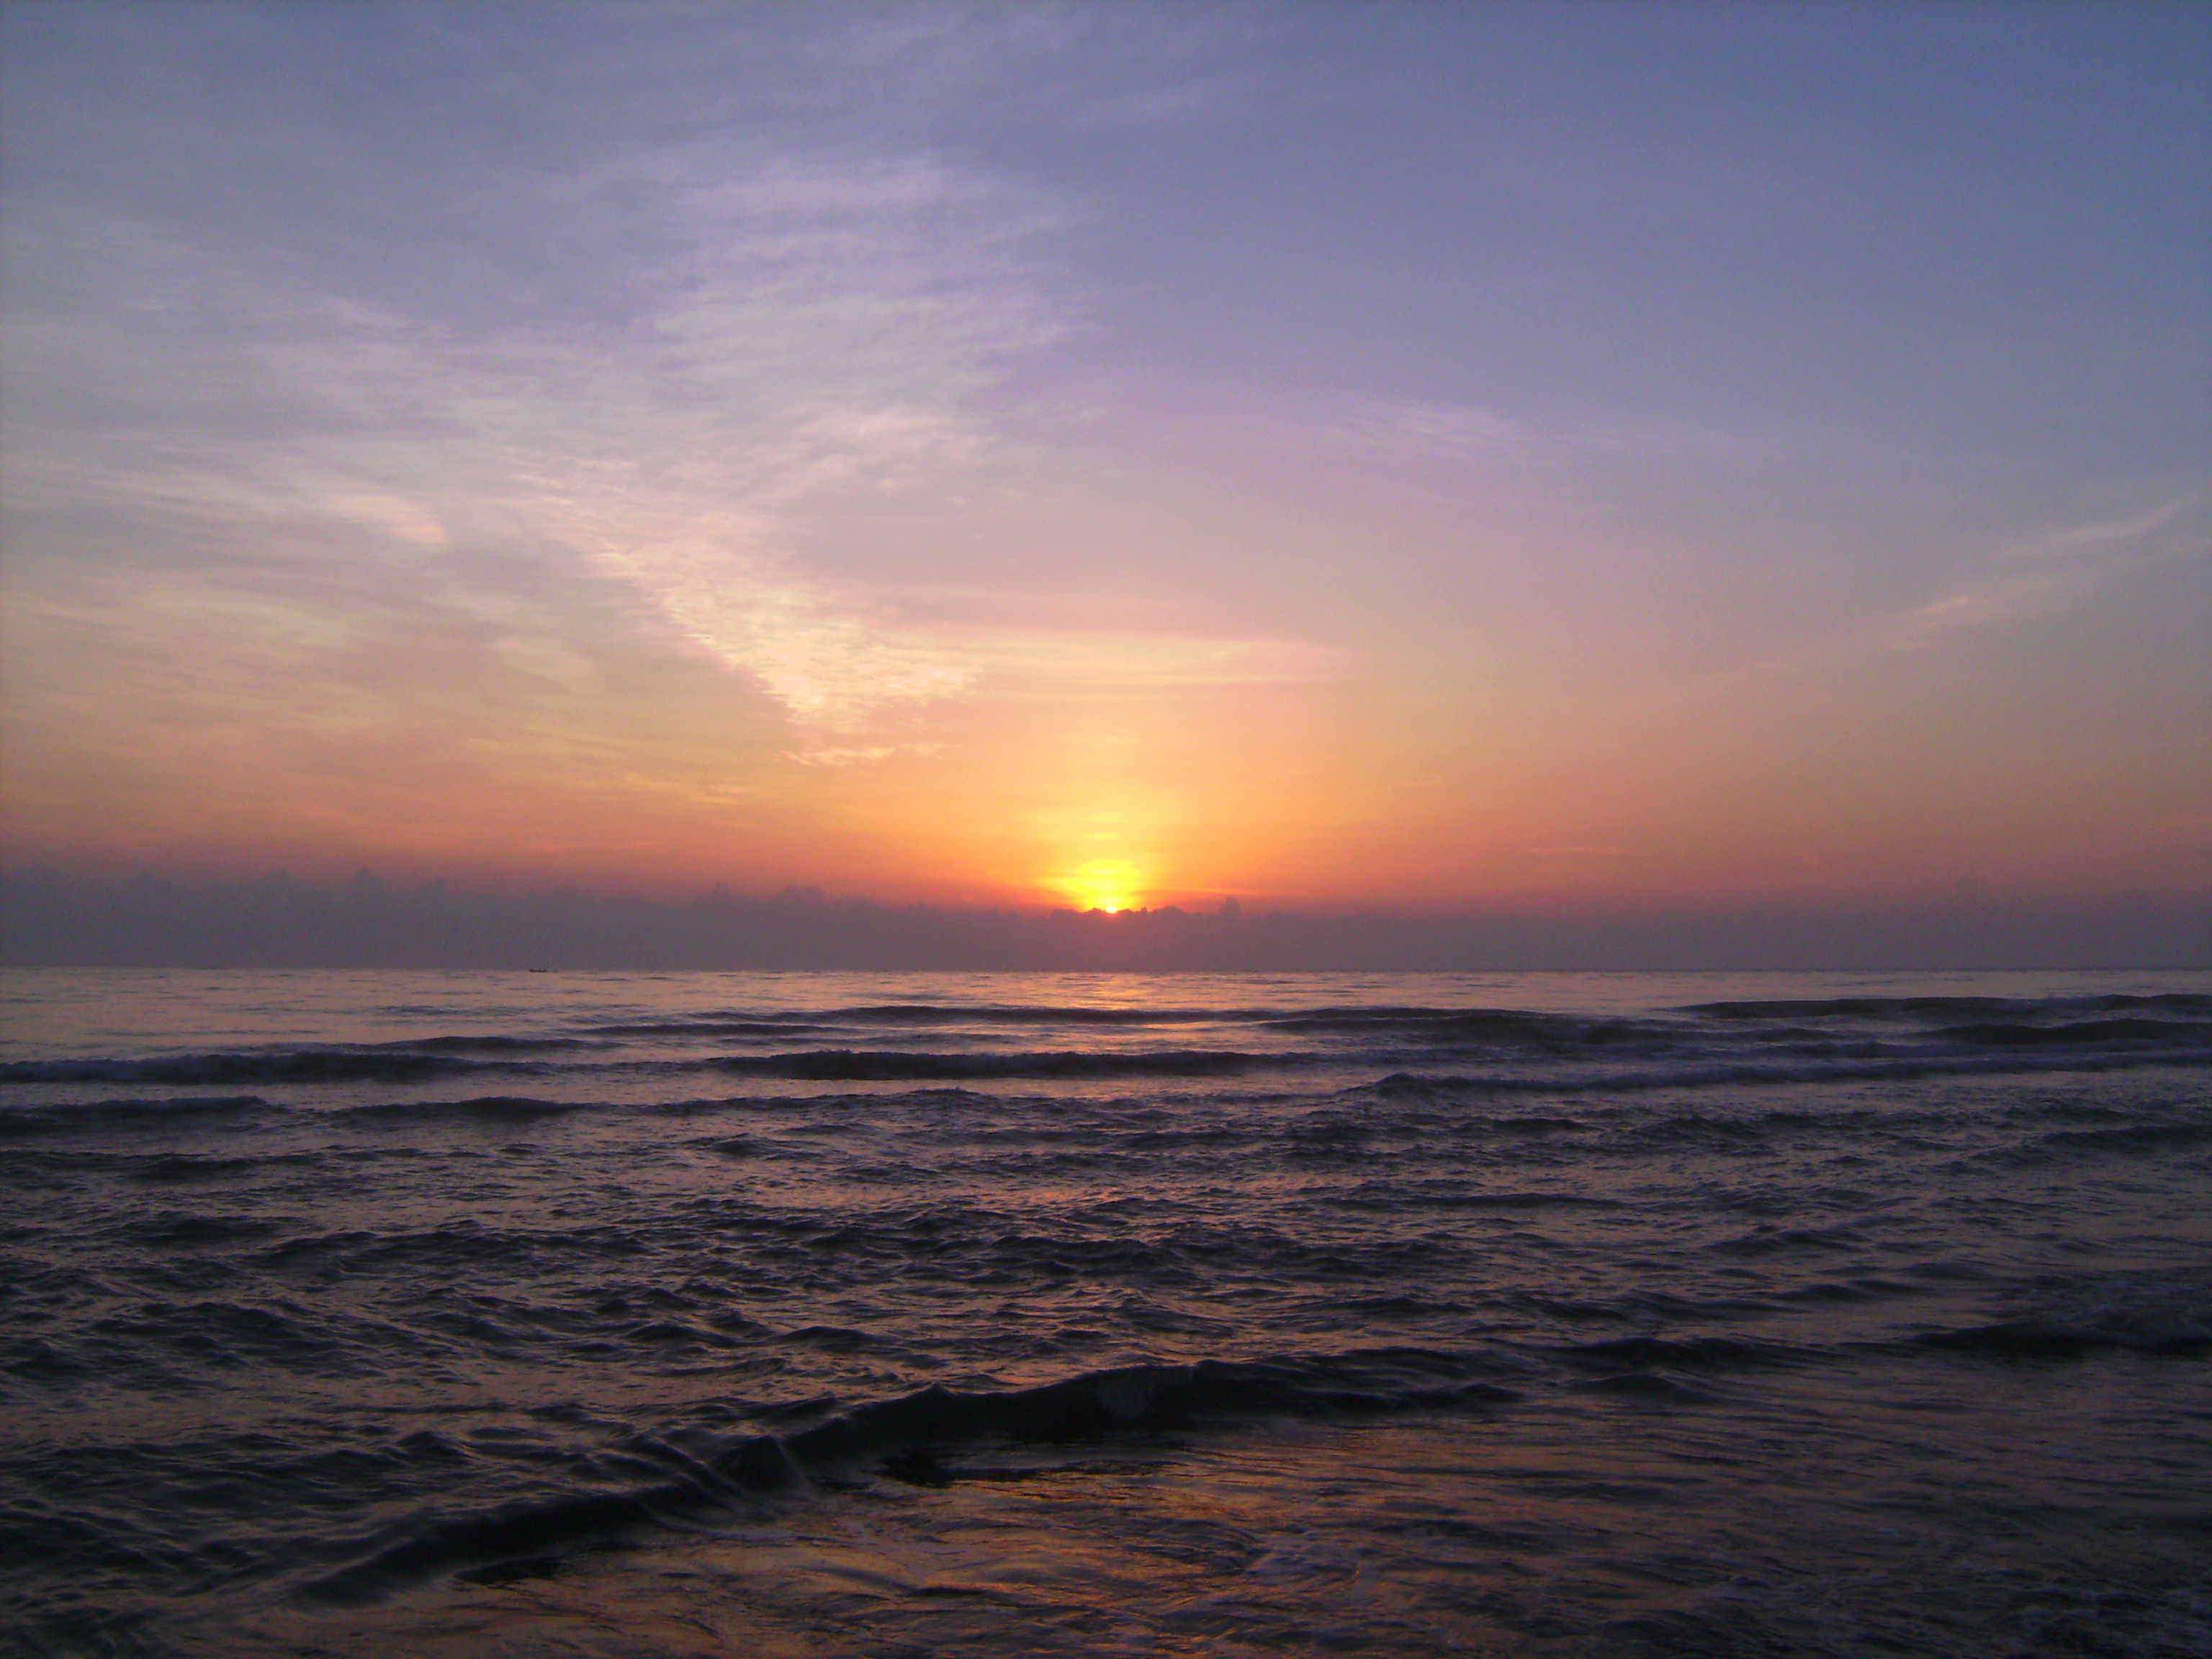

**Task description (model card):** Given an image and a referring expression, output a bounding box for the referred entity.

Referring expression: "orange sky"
[2,4,2206,920]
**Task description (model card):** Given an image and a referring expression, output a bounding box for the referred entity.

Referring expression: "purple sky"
[2,1,2204,928]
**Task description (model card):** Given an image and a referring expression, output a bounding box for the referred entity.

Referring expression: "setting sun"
[2,7,2204,1651]
[1058,858,1146,913]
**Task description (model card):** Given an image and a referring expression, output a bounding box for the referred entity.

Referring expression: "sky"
[2,0,2206,925]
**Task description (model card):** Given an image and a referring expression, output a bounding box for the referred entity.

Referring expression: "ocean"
[1,966,2206,1658]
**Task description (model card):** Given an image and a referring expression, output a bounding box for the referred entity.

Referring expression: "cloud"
[512,146,1074,724]
[4,5,1353,762]
[14,140,1370,739]
[1881,497,2202,652]
[947,625,1352,692]
[659,574,980,722]
[322,492,451,549]
[786,743,935,768]
[5,140,1078,729]
[808,2,1255,129]
[1331,398,1534,457]
[1686,495,2207,702]
[1319,395,1771,475]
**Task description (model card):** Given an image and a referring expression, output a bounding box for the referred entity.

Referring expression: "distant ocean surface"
[3,967,2208,1658]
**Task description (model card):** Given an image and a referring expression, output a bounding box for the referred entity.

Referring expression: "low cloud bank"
[3,869,2203,971]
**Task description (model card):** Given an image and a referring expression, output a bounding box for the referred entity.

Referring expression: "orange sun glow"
[1058,858,1145,912]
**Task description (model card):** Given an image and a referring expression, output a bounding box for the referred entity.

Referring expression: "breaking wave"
[303,1346,1527,1604]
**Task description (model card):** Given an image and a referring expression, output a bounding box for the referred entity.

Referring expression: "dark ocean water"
[2,967,2208,1658]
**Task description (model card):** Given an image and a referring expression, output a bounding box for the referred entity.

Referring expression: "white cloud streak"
[1691,495,2207,699]
[6,143,1072,729]
[1881,498,2203,652]
[1324,396,1763,469]
[499,147,1071,724]
[9,105,1357,745]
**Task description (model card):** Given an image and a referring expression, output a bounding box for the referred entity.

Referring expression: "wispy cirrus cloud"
[543,148,1067,724]
[10,117,1356,747]
[2,3,1336,763]
[945,625,1351,692]
[1690,495,2207,698]
[6,143,1069,729]
[1321,395,1763,469]
[1880,497,2203,652]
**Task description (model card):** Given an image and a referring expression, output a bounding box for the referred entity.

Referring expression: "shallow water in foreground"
[2,968,2207,1656]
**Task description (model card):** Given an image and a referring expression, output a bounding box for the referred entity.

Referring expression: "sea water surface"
[1,967,2208,1657]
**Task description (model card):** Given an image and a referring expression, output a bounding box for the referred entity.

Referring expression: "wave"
[582,1019,841,1037]
[2036,1120,2212,1153]
[1913,1321,2192,1358]
[0,1095,270,1136]
[111,1213,284,1246]
[583,1002,1746,1040]
[125,1151,318,1182]
[582,1005,1240,1036]
[1262,1005,1559,1031]
[1259,1008,1663,1049]
[379,1035,612,1053]
[1368,1043,2211,1099]
[1550,1335,1799,1372]
[302,1314,2082,1605]
[1687,995,2021,1020]
[1916,1314,2211,1357]
[1902,1267,2212,1359]
[301,1346,1524,1604]
[706,1048,1269,1080]
[1686,992,2212,1021]
[0,1050,505,1085]
[826,1004,1236,1025]
[338,1094,585,1125]
[1938,1017,2206,1047]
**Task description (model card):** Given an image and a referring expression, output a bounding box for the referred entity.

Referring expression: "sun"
[1059,858,1144,913]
